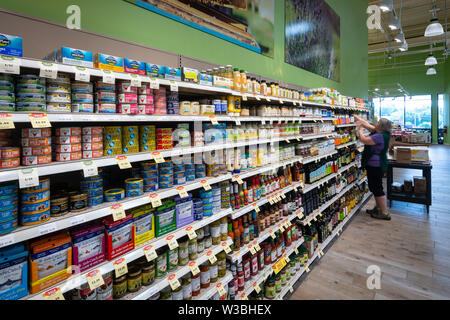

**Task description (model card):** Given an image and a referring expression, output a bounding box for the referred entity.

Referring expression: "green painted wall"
[369,48,448,144]
[1,0,368,98]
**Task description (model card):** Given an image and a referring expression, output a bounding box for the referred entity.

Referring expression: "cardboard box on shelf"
[394,146,430,163]
[413,176,426,194]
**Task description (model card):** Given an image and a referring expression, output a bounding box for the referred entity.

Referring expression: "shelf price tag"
[43,287,65,301]
[143,244,158,261]
[252,203,260,213]
[149,78,160,89]
[29,113,51,128]
[185,226,197,240]
[151,151,165,163]
[234,175,243,185]
[111,204,126,221]
[254,242,261,252]
[294,248,299,255]
[284,138,290,143]
[306,220,311,227]
[168,273,181,290]
[149,193,162,208]
[166,234,179,250]
[18,168,39,189]
[207,250,217,264]
[169,80,178,92]
[242,94,247,101]
[113,257,128,277]
[261,119,266,125]
[39,61,58,79]
[129,74,141,87]
[305,266,310,273]
[280,192,286,199]
[284,255,290,263]
[313,216,317,222]
[240,292,248,300]
[248,244,256,255]
[189,261,200,276]
[82,160,98,178]
[279,224,285,233]
[234,118,241,126]
[209,115,219,125]
[216,282,227,296]
[296,137,301,142]
[222,241,232,254]
[38,222,57,236]
[289,286,294,293]
[176,186,188,198]
[0,55,20,74]
[86,270,105,291]
[116,155,132,169]
[279,98,284,104]
[255,95,261,101]
[74,66,90,82]
[296,212,304,219]
[268,196,274,205]
[318,248,324,257]
[200,179,211,191]
[269,230,276,239]
[0,114,14,129]
[102,70,115,84]
[0,234,15,248]
[265,96,270,102]
[300,181,305,188]
[253,282,261,294]
[293,185,298,192]
[272,257,287,274]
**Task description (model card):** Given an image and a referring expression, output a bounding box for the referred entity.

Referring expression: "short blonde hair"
[377,118,392,133]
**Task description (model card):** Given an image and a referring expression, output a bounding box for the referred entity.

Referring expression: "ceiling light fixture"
[426,67,437,75]
[394,32,405,43]
[380,0,394,12]
[389,17,401,30]
[425,53,438,65]
[425,1,444,37]
[375,88,379,91]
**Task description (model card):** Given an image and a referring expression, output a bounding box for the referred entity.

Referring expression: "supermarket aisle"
[290,145,450,300]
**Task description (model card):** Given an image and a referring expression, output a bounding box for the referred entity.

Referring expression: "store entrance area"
[289,145,450,300]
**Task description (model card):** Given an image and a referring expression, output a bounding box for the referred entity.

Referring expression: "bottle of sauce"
[233,220,240,250]
[237,263,244,291]
[233,68,241,91]
[240,70,248,92]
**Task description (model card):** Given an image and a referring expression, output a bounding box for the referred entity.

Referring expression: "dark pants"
[366,165,385,197]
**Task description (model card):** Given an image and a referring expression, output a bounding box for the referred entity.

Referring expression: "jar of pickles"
[141,260,155,286]
[217,251,226,278]
[182,274,192,300]
[178,238,189,266]
[113,275,127,299]
[188,238,198,260]
[210,260,218,283]
[265,277,276,299]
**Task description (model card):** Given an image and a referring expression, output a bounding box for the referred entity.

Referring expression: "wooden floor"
[290,145,450,300]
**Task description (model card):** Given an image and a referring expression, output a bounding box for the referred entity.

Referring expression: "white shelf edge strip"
[335,141,357,149]
[192,271,234,301]
[335,123,356,128]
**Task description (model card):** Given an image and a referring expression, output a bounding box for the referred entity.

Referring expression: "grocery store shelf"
[274,192,372,300]
[335,141,357,149]
[301,150,337,165]
[358,177,367,185]
[301,133,335,141]
[235,237,305,300]
[335,123,356,128]
[301,173,337,194]
[337,162,357,175]
[192,271,234,301]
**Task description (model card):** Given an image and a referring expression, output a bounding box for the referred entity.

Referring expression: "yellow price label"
[176,186,188,198]
[29,113,51,128]
[222,241,232,254]
[254,242,261,252]
[279,224,285,233]
[209,115,219,125]
[234,175,243,185]
[268,196,274,205]
[284,255,290,263]
[0,114,14,129]
[318,248,324,256]
[166,234,179,250]
[151,151,165,163]
[280,192,286,199]
[116,155,132,169]
[242,94,248,101]
[272,257,287,274]
[306,220,311,226]
[305,266,310,273]
[289,286,294,293]
[168,273,181,290]
[293,185,298,192]
[297,212,304,219]
[188,261,200,276]
[110,204,126,221]
[248,244,256,255]
[113,257,128,277]
[86,269,105,291]
[216,282,227,296]
[185,226,197,240]
[42,287,65,300]
[143,245,157,261]
[149,193,162,208]
[200,179,211,191]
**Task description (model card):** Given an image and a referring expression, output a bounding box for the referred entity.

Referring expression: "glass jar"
[188,238,198,260]
[172,286,184,300]
[141,261,155,286]
[112,275,127,299]
[182,274,192,300]
[160,287,172,300]
[156,249,167,278]
[210,260,218,283]
[275,275,282,293]
[210,220,221,245]
[192,272,201,296]
[264,277,276,299]
[168,247,179,271]
[178,238,189,266]
[280,269,287,285]
[204,235,212,249]
[127,266,142,293]
[217,251,226,278]
[220,217,228,241]
[200,263,210,289]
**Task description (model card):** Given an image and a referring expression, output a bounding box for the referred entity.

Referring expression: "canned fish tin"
[46,83,71,93]
[69,192,88,212]
[82,127,103,135]
[140,170,158,179]
[82,150,103,159]
[81,187,103,198]
[126,188,143,198]
[20,210,50,226]
[53,144,82,153]
[17,75,45,85]
[138,95,153,104]
[72,93,93,103]
[104,148,122,156]
[159,181,173,189]
[143,184,158,192]
[96,91,116,103]
[125,178,144,190]
[0,91,14,102]
[0,101,15,112]
[95,103,116,113]
[22,178,50,193]
[82,134,103,143]
[143,177,158,186]
[54,136,81,144]
[47,93,71,103]
[21,128,51,138]
[16,84,45,94]
[104,188,125,202]
[0,206,18,222]
[72,103,94,113]
[0,81,14,92]
[138,85,153,95]
[140,162,157,171]
[16,93,46,103]
[80,179,103,190]
[47,103,71,112]
[0,147,20,158]
[138,105,154,115]
[22,154,52,166]
[21,189,50,203]
[16,103,46,112]
[158,167,173,175]
[118,93,138,104]
[21,198,50,214]
[95,82,115,92]
[50,195,69,216]
[0,218,18,234]
[0,182,18,197]
[54,152,82,161]
[72,82,93,93]
[82,142,103,151]
[55,127,82,136]
[87,195,103,207]
[122,146,139,154]
[0,158,19,168]
[49,73,71,84]
[117,104,138,114]
[21,137,51,147]
[117,82,138,93]
[104,139,121,148]
[0,195,18,208]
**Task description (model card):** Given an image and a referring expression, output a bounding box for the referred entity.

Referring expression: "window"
[373,98,381,122]
[404,95,432,129]
[380,96,405,126]
[438,94,445,129]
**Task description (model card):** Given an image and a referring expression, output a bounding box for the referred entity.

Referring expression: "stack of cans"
[173,160,186,186]
[46,73,71,112]
[20,178,51,226]
[21,128,52,166]
[95,81,116,114]
[220,181,231,209]
[199,189,213,217]
[156,128,173,150]
[0,74,15,112]
[72,81,94,113]
[138,84,154,115]
[185,162,195,182]
[167,90,179,114]
[81,171,104,207]
[117,81,138,114]
[82,127,103,159]
[140,162,158,192]
[192,198,203,221]
[195,163,206,179]
[153,88,167,114]
[158,161,173,190]
[103,126,122,156]
[53,127,82,162]
[0,181,18,234]
[16,74,46,112]
[211,186,222,213]
[139,125,156,152]
[125,177,144,197]
[122,125,139,154]
[0,130,19,168]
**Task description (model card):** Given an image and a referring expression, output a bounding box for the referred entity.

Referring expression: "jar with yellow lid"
[113,275,127,299]
[233,68,241,91]
[127,265,142,293]
[240,70,248,92]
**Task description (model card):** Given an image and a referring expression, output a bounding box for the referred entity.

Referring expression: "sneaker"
[370,209,391,220]
[366,206,378,215]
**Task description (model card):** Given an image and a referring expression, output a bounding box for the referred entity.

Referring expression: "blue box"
[0,34,23,57]
[0,244,28,300]
[94,53,124,72]
[164,67,181,81]
[199,73,213,86]
[124,58,146,75]
[145,63,165,79]
[45,47,94,68]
